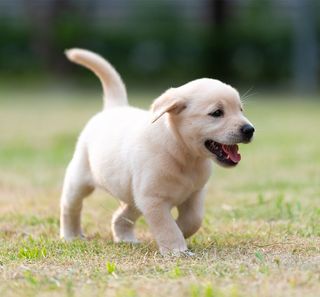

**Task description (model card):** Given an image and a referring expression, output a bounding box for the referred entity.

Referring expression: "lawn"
[0,88,319,297]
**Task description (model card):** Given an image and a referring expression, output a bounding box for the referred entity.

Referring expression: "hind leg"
[60,148,94,240]
[112,203,141,243]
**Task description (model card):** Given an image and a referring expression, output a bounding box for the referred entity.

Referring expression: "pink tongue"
[222,144,241,163]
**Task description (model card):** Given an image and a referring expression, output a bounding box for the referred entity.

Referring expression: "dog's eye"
[209,109,224,118]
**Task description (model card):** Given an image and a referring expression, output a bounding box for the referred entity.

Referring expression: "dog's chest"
[166,160,211,204]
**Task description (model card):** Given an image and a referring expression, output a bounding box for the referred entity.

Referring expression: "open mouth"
[204,140,241,166]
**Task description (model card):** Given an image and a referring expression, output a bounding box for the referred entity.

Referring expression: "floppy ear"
[151,89,186,123]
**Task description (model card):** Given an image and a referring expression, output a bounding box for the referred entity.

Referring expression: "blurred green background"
[1,2,320,296]
[0,0,319,94]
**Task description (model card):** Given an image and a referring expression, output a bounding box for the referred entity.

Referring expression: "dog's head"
[151,78,254,167]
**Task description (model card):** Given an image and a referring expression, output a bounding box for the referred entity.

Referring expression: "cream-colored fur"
[60,48,254,255]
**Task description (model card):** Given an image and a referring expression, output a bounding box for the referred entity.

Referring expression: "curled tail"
[65,48,128,109]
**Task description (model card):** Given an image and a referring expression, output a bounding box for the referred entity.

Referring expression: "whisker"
[241,86,254,99]
[241,87,260,105]
[242,91,259,101]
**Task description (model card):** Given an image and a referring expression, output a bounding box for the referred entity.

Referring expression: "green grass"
[0,89,320,297]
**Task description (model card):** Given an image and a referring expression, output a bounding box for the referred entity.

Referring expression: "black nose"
[241,124,255,139]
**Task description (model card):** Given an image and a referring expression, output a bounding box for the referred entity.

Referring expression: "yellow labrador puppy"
[60,49,254,255]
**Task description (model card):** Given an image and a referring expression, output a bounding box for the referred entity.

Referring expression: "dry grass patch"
[1,90,320,296]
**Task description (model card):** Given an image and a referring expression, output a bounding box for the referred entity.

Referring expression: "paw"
[115,238,140,244]
[159,247,194,257]
[180,249,195,257]
[113,235,140,244]
[60,231,86,241]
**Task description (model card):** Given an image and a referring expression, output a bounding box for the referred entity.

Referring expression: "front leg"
[141,200,187,255]
[176,189,205,238]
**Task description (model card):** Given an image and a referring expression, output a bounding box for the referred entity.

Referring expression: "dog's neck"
[160,114,203,168]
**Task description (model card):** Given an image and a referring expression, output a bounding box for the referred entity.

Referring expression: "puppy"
[60,49,254,255]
